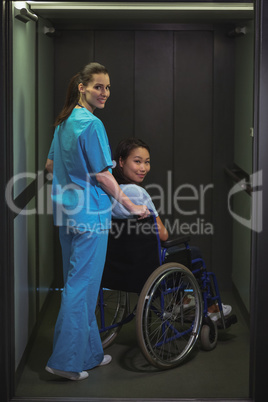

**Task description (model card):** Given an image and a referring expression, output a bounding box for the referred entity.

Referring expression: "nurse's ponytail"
[54,62,109,127]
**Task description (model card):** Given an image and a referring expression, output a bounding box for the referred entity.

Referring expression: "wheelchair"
[96,215,237,370]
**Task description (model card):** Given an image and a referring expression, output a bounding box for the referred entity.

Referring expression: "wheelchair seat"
[101,216,162,293]
[101,215,190,293]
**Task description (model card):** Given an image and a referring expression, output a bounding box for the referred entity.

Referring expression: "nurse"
[45,63,149,381]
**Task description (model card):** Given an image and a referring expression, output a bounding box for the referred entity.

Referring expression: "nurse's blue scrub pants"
[47,226,109,372]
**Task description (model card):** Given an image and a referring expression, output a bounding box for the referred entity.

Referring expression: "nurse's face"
[79,73,111,113]
[119,147,151,185]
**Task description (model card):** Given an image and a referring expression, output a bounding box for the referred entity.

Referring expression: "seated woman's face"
[119,147,150,185]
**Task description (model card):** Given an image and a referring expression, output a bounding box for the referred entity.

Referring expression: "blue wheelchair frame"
[98,214,222,335]
[161,240,225,327]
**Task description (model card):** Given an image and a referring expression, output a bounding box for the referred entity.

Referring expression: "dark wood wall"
[54,26,235,288]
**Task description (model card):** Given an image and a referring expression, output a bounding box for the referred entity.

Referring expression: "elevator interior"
[11,1,254,399]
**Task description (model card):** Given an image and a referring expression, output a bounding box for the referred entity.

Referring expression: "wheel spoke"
[136,263,202,369]
[96,289,127,348]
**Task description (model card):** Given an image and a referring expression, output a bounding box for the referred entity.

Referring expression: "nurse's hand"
[130,204,150,219]
[95,170,150,219]
[45,158,53,174]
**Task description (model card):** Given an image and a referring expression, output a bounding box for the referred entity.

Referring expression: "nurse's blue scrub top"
[48,108,113,229]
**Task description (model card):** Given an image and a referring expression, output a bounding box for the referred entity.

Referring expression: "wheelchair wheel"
[96,288,127,349]
[136,263,203,369]
[200,318,218,351]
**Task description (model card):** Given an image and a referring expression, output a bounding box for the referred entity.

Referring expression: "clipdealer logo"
[4,169,263,234]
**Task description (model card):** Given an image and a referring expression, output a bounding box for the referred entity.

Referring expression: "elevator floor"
[15,289,250,400]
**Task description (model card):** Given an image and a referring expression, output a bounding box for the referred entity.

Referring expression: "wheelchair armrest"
[161,235,191,249]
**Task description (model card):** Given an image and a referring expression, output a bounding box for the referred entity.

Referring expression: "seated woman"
[111,137,232,322]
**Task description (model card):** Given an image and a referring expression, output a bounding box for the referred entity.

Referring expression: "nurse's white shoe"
[45,366,89,381]
[98,355,112,366]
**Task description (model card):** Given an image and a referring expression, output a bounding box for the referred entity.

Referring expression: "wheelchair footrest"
[217,314,238,329]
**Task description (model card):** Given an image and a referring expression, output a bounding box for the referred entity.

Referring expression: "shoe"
[45,366,89,381]
[207,304,232,322]
[98,355,112,366]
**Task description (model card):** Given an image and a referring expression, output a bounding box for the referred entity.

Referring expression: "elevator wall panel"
[234,20,254,175]
[212,29,235,288]
[94,31,135,152]
[232,20,254,308]
[12,12,37,370]
[13,15,36,198]
[135,30,174,218]
[173,31,213,267]
[38,19,54,170]
[232,192,251,311]
[14,202,37,370]
[37,18,55,311]
[54,31,94,119]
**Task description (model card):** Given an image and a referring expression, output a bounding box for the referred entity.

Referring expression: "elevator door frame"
[1,1,268,401]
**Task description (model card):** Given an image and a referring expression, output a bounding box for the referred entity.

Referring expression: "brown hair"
[54,62,109,127]
[113,138,150,185]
